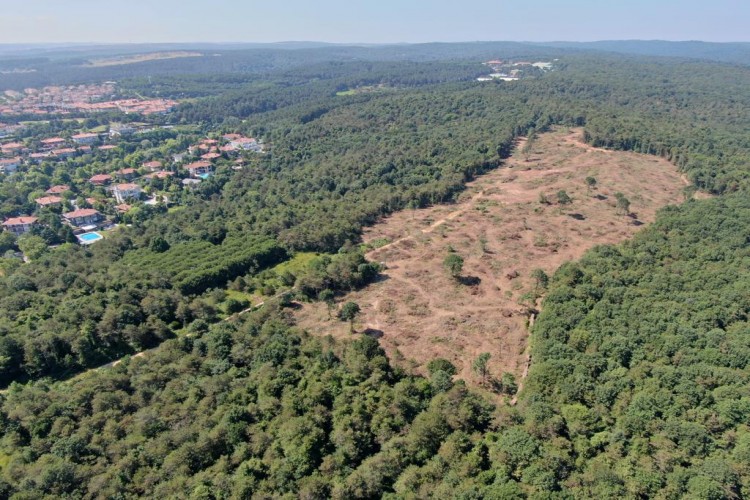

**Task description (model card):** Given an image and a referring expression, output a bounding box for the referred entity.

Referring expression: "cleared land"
[295,128,694,386]
[84,51,203,67]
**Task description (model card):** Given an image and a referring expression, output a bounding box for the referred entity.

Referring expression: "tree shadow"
[458,275,482,286]
[595,194,608,200]
[568,213,586,220]
[373,273,390,284]
[363,328,384,339]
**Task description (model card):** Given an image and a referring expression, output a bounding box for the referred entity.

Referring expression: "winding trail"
[367,190,486,260]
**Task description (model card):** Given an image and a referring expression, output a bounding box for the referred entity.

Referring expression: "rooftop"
[3,216,38,226]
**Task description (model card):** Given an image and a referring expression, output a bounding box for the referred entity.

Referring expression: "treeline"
[117,237,287,295]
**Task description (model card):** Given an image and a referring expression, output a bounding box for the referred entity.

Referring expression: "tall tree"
[472,353,491,385]
[339,301,361,333]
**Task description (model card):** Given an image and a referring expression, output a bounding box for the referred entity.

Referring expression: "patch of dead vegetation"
[294,127,702,390]
[84,51,203,67]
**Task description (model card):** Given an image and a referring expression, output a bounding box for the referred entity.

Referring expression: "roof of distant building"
[3,216,38,226]
[63,208,100,219]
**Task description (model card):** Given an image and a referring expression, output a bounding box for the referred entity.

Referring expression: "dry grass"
[84,51,203,67]
[294,127,698,388]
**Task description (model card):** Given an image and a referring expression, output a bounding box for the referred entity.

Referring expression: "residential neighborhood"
[0,96,265,255]
[0,82,177,116]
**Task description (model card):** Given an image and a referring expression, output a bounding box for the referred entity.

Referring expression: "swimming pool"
[77,232,103,245]
[197,173,212,180]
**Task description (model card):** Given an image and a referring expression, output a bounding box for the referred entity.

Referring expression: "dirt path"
[295,127,692,386]
[367,189,485,260]
[510,313,535,405]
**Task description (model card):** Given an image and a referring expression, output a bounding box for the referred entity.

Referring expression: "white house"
[71,132,99,145]
[109,124,136,137]
[229,137,262,152]
[112,183,142,203]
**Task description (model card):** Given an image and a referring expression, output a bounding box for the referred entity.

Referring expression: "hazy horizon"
[1,0,748,45]
[1,39,750,48]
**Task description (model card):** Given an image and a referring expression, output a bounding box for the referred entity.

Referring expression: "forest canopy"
[1,46,750,497]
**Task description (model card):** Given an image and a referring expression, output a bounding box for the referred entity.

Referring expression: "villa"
[2,216,38,235]
[35,196,63,208]
[112,183,142,203]
[185,160,213,178]
[71,132,99,145]
[63,208,103,228]
[89,174,113,186]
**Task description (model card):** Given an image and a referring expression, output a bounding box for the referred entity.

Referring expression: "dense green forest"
[2,197,749,498]
[0,42,566,91]
[2,45,750,497]
[3,52,750,381]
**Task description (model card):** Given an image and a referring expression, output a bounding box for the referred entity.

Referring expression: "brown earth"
[84,52,203,67]
[294,127,697,388]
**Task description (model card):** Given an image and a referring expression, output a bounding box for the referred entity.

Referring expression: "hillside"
[0,48,749,497]
[295,127,692,384]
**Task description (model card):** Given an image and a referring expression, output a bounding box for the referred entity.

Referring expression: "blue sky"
[1,0,748,44]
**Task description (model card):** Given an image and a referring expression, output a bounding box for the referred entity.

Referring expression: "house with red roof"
[115,168,137,180]
[1,142,24,154]
[142,160,163,172]
[40,137,66,150]
[52,148,76,159]
[184,160,213,178]
[0,157,21,173]
[2,216,38,235]
[89,174,112,186]
[143,170,174,180]
[35,196,63,208]
[63,208,103,227]
[46,185,70,194]
[71,132,99,145]
[112,183,142,204]
[29,152,51,163]
[229,137,261,152]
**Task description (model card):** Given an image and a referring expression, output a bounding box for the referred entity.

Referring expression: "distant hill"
[0,41,571,90]
[2,40,749,91]
[535,40,750,65]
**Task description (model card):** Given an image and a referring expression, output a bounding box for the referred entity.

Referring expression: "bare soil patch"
[84,51,203,67]
[295,128,696,387]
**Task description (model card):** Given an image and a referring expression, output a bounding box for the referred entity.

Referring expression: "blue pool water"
[198,173,212,179]
[78,232,103,244]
